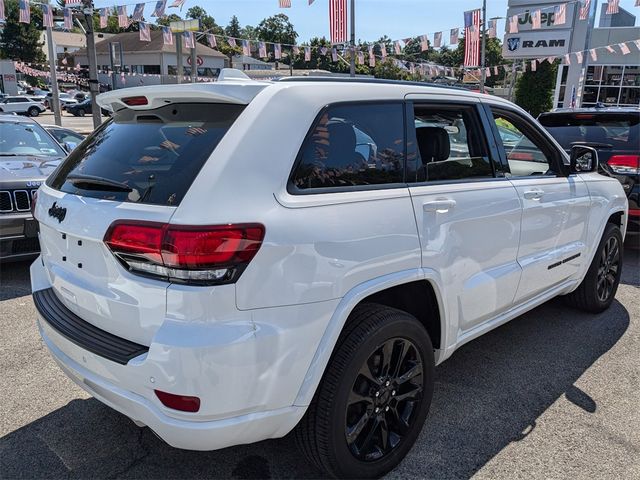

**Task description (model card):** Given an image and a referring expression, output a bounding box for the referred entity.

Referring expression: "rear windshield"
[48,103,244,206]
[539,112,640,151]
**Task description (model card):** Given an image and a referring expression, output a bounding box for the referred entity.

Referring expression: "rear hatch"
[35,96,248,346]
[539,111,640,211]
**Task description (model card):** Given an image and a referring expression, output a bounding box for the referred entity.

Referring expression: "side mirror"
[570,145,599,173]
[64,141,78,153]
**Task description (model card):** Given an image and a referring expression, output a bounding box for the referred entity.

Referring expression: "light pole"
[45,2,61,126]
[480,0,487,93]
[349,0,355,77]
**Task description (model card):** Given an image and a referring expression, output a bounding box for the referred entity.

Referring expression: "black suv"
[539,108,639,239]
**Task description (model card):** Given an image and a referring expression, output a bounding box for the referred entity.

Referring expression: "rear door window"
[48,103,244,206]
[290,103,405,191]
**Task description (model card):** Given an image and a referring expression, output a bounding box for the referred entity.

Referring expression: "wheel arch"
[293,268,447,407]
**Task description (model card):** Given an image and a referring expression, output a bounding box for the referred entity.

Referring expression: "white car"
[30,70,628,478]
[0,96,46,117]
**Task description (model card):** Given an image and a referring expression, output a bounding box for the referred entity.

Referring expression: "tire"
[76,109,85,117]
[565,223,623,313]
[28,107,39,117]
[295,303,435,479]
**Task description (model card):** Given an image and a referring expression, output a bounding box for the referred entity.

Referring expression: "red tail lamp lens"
[609,155,640,174]
[154,390,200,412]
[122,96,148,106]
[105,222,163,263]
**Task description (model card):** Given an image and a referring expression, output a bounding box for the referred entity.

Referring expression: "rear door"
[406,96,522,335]
[487,106,591,303]
[34,102,245,346]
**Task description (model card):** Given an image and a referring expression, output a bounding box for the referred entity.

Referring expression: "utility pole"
[82,0,101,129]
[45,4,61,126]
[349,0,355,77]
[190,46,197,83]
[176,33,183,84]
[480,0,487,93]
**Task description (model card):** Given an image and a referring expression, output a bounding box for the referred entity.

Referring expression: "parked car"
[30,71,628,479]
[539,108,639,239]
[43,92,78,111]
[0,116,67,261]
[42,125,85,151]
[0,96,46,117]
[66,98,110,117]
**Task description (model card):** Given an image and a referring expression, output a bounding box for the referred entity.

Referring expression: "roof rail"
[276,76,469,91]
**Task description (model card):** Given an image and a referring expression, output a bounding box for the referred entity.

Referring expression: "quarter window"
[492,110,554,177]
[409,104,493,183]
[290,103,405,190]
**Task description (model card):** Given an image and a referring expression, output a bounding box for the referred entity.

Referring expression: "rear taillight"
[104,221,265,285]
[122,96,148,106]
[608,155,640,175]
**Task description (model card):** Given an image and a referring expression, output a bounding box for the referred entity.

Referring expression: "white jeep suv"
[31,70,628,478]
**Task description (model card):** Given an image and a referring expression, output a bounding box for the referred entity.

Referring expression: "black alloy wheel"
[345,337,424,461]
[596,235,620,303]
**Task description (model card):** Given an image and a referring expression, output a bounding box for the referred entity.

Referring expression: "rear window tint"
[48,103,244,206]
[290,103,405,191]
[539,112,639,151]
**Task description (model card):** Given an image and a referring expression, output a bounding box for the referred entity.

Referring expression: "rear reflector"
[104,221,265,285]
[154,390,200,412]
[122,96,148,106]
[609,155,640,175]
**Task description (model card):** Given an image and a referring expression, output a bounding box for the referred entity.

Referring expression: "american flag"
[606,0,619,14]
[99,7,109,28]
[63,7,72,29]
[329,0,347,44]
[139,22,151,42]
[357,51,364,65]
[487,19,497,38]
[508,14,518,33]
[450,28,459,44]
[304,46,311,61]
[258,41,267,58]
[132,3,144,21]
[368,45,375,66]
[619,42,630,54]
[274,43,282,59]
[331,47,337,61]
[169,0,186,8]
[579,0,591,20]
[117,6,128,28]
[379,42,386,59]
[18,0,30,24]
[207,34,216,48]
[531,9,541,29]
[554,4,566,25]
[151,0,165,17]
[162,26,173,45]
[433,31,442,48]
[420,35,428,51]
[279,0,291,7]
[590,48,598,61]
[394,40,401,54]
[0,0,6,22]
[42,4,53,28]
[183,31,194,49]
[227,37,236,47]
[463,9,481,67]
[242,40,250,56]
[292,45,299,55]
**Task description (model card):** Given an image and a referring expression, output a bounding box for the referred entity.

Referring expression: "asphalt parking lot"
[34,110,103,135]
[0,247,638,479]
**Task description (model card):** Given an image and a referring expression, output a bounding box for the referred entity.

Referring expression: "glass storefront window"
[603,66,623,86]
[619,88,640,106]
[598,87,621,105]
[583,86,599,104]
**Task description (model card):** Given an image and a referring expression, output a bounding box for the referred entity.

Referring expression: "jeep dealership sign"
[503,0,574,58]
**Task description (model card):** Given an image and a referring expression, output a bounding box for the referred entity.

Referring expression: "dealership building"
[504,0,639,108]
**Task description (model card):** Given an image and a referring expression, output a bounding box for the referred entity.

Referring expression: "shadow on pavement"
[0,260,33,301]
[0,296,630,479]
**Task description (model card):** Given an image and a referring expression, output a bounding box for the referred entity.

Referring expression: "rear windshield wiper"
[66,173,132,192]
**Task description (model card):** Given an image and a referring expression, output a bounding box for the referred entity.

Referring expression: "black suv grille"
[0,189,38,213]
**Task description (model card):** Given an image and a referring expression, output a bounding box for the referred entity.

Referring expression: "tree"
[515,60,558,117]
[373,58,407,80]
[0,0,46,63]
[225,15,241,38]
[255,14,297,46]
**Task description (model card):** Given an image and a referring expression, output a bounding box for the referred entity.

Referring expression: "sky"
[92,0,639,43]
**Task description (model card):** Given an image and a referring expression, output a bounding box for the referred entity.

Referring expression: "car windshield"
[0,121,66,157]
[539,112,640,151]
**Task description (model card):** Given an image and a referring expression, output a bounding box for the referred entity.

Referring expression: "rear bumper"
[30,257,338,450]
[38,318,305,450]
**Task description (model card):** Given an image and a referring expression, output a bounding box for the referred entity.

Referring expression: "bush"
[514,61,558,118]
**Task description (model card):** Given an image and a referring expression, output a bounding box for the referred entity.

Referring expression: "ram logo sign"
[503,30,571,58]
